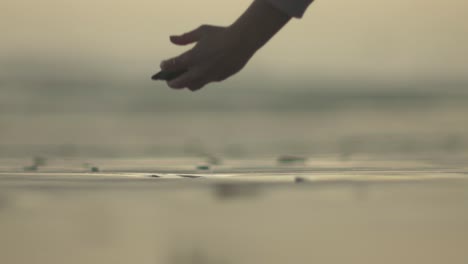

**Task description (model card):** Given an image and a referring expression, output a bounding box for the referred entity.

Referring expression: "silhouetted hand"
[160,25,256,91]
[156,0,291,91]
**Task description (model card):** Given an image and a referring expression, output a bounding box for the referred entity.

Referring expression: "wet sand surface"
[1,157,468,264]
[3,23,468,263]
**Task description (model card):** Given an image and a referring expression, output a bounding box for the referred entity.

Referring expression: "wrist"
[229,0,291,54]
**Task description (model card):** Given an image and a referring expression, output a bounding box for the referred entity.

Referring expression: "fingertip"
[169,35,178,43]
[170,36,188,45]
[188,85,203,92]
[167,80,182,89]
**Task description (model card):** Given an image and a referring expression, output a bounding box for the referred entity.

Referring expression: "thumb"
[169,25,209,45]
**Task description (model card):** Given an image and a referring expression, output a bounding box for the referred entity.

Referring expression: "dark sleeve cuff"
[263,0,314,18]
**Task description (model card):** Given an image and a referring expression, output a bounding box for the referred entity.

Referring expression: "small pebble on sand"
[152,70,187,81]
[277,155,307,165]
[295,177,306,183]
[196,165,210,171]
[24,156,47,171]
[179,175,202,179]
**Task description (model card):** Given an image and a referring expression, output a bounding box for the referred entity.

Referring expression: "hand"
[159,25,256,91]
[156,0,291,91]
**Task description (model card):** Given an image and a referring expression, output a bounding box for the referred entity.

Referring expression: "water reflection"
[213,182,262,201]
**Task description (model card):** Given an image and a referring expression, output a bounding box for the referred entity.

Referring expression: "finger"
[167,70,201,89]
[169,25,209,46]
[160,50,193,72]
[187,81,207,92]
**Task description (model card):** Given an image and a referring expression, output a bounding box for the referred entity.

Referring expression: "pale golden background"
[1,0,468,158]
[2,0,467,79]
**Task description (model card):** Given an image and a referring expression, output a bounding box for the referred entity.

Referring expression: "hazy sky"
[2,0,468,80]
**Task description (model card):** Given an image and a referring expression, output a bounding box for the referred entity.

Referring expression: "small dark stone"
[179,174,202,179]
[91,167,100,172]
[151,70,187,81]
[277,155,307,165]
[196,165,210,171]
[295,177,306,183]
[149,174,161,178]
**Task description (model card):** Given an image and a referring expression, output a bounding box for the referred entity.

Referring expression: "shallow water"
[2,107,468,158]
[1,90,468,263]
[1,157,468,264]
